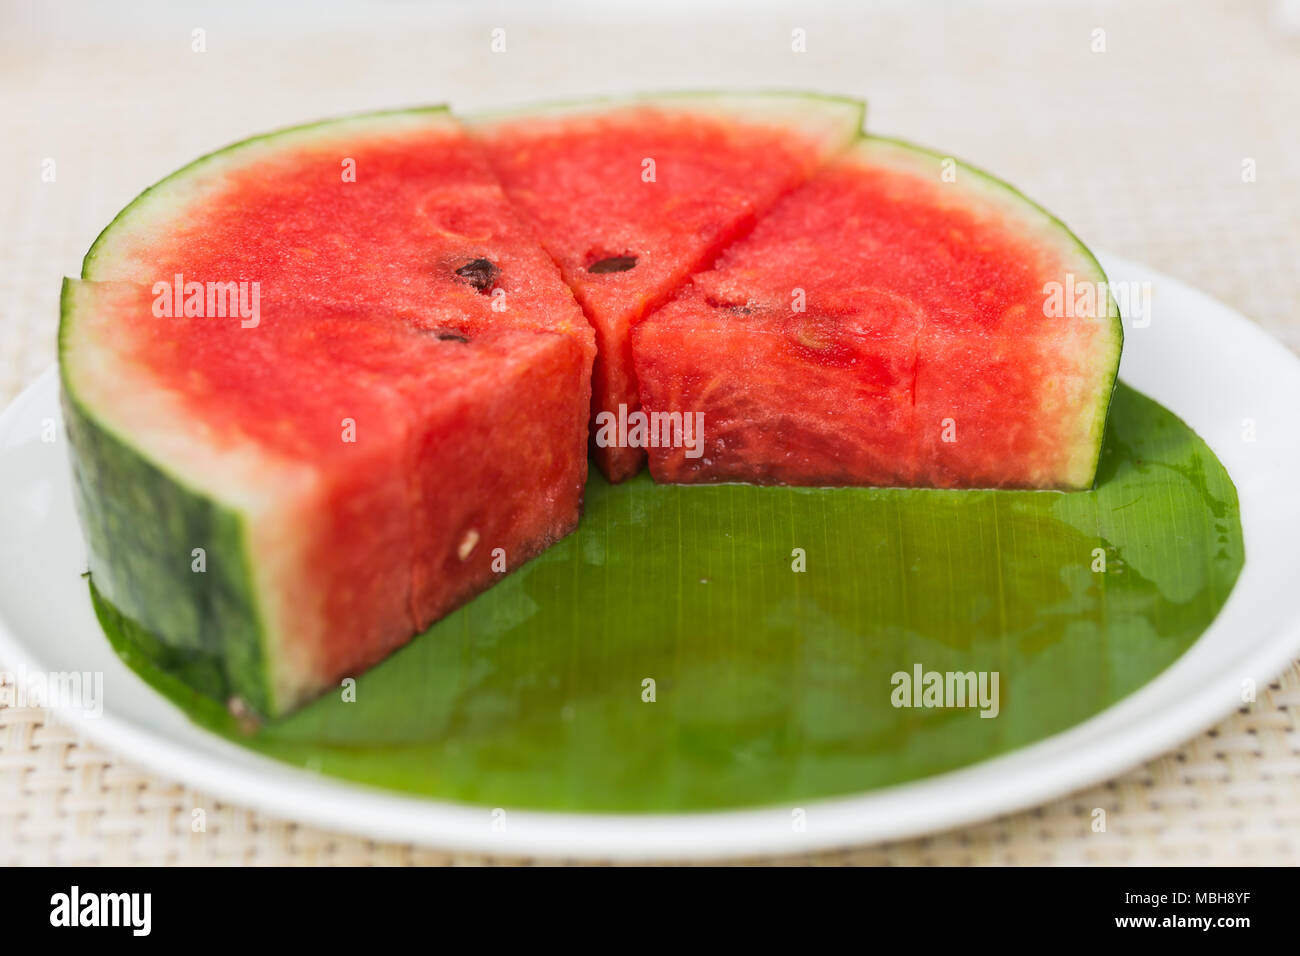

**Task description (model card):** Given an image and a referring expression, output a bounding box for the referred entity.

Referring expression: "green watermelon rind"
[463,88,865,117]
[87,576,247,736]
[464,89,866,143]
[851,135,1124,489]
[58,279,274,715]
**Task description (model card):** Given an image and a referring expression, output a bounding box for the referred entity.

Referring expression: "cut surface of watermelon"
[65,108,594,716]
[470,93,864,481]
[631,136,1122,489]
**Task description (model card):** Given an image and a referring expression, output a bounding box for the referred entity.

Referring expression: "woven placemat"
[2,0,1299,864]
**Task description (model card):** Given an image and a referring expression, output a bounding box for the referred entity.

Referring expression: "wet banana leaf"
[97,383,1243,812]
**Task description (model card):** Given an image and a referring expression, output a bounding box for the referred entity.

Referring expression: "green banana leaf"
[97,382,1243,812]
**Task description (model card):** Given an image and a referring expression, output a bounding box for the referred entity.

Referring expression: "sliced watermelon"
[63,103,1124,720]
[64,108,594,716]
[470,93,864,481]
[631,136,1123,490]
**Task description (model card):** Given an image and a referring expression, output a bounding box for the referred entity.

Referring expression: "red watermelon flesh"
[84,112,591,345]
[632,293,922,486]
[471,94,864,481]
[70,110,594,713]
[631,137,1122,490]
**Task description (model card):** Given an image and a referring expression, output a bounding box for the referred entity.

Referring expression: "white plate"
[2,254,1298,860]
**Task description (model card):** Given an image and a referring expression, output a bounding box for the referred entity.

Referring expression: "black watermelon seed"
[434,331,470,343]
[587,255,638,274]
[454,257,501,293]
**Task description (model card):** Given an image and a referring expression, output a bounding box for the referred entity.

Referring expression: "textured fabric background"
[2,0,1298,864]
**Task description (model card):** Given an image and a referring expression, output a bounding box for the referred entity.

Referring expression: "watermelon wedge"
[63,108,594,717]
[631,136,1123,489]
[470,93,865,481]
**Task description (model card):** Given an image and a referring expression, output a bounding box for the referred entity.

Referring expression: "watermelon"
[631,136,1123,489]
[470,93,864,481]
[62,101,1123,721]
[63,108,595,717]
